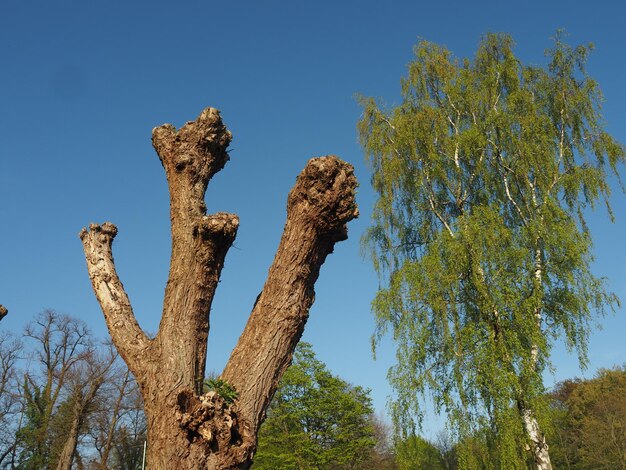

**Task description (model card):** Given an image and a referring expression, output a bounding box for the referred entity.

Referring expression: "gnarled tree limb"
[79,223,149,375]
[222,156,358,431]
[151,108,238,394]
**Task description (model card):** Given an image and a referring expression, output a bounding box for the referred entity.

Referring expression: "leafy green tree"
[358,31,624,469]
[549,366,626,469]
[15,377,52,469]
[395,434,444,470]
[254,342,377,470]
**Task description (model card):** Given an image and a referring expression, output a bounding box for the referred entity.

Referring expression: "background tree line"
[0,310,145,470]
[2,311,625,469]
[254,342,626,469]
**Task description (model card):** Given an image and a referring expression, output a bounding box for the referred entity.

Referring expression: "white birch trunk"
[522,407,552,470]
[520,246,552,470]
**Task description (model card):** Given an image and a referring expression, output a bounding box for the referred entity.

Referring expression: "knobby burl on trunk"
[79,108,358,469]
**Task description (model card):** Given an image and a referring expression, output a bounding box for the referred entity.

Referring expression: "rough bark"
[222,156,358,432]
[80,107,358,469]
[0,305,7,321]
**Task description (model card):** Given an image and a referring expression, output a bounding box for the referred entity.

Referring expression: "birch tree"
[80,107,358,468]
[358,32,624,469]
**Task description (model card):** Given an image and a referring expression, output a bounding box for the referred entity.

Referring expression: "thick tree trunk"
[143,388,250,469]
[222,156,359,432]
[80,107,358,469]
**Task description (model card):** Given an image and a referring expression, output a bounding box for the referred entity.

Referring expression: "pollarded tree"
[358,32,624,469]
[80,108,358,469]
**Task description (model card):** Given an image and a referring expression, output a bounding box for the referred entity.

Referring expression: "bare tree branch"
[79,225,150,374]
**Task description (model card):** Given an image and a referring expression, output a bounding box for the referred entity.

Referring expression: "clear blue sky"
[2,0,625,437]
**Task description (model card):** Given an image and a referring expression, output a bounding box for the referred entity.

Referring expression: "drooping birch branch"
[222,156,358,431]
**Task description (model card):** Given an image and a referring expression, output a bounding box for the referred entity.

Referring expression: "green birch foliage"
[394,434,445,469]
[358,32,624,466]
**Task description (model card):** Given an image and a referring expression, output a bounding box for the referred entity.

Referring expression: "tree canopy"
[394,434,446,470]
[0,311,145,470]
[549,366,626,469]
[358,31,624,468]
[254,342,377,470]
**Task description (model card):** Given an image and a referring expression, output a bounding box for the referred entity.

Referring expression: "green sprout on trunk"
[204,378,239,404]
